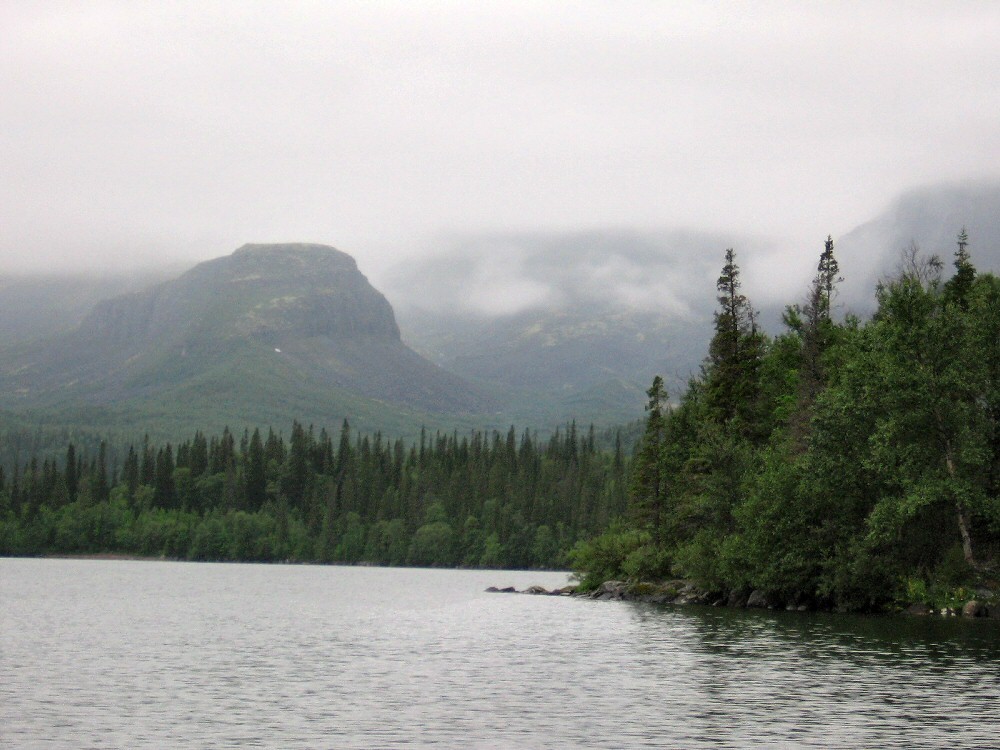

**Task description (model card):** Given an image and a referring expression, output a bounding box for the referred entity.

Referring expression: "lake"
[2,558,999,748]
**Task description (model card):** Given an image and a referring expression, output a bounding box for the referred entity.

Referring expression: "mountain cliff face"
[79,243,401,346]
[0,244,492,434]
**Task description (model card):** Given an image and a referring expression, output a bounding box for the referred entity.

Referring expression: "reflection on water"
[628,604,1000,747]
[2,558,999,749]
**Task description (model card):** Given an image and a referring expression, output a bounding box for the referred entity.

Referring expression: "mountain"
[4,182,998,439]
[388,184,1000,425]
[835,181,1000,312]
[0,244,494,438]
[387,229,762,422]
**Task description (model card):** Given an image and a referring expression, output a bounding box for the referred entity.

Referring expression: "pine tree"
[245,428,267,511]
[629,376,668,540]
[945,227,975,309]
[154,445,176,509]
[122,446,140,502]
[786,236,843,443]
[65,443,78,503]
[92,442,110,504]
[706,248,765,432]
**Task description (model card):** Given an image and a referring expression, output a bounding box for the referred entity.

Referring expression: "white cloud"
[1,2,998,274]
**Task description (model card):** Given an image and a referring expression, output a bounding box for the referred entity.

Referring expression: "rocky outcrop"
[727,589,750,609]
[487,581,1000,623]
[80,243,401,346]
[746,589,781,609]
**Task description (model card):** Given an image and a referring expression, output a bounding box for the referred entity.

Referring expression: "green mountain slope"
[0,244,495,439]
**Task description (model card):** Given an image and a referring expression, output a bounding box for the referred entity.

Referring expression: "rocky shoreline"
[487,580,1000,618]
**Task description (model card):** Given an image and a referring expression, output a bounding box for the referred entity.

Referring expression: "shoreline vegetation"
[4,231,1000,615]
[567,233,1000,615]
[487,580,1000,619]
[0,421,626,571]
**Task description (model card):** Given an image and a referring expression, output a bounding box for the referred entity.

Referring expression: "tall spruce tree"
[785,236,843,442]
[945,227,975,308]
[630,376,668,540]
[706,248,765,433]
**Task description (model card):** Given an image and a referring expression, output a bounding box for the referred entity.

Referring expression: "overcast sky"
[2,2,999,283]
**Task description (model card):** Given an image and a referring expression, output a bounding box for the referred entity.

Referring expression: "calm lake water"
[2,558,999,749]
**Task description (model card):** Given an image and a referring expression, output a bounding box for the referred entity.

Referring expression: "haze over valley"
[2,181,999,441]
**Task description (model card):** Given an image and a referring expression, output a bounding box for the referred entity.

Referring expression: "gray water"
[2,559,999,749]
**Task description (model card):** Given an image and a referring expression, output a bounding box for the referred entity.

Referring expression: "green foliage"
[0,419,629,571]
[566,523,651,590]
[569,234,1000,612]
[629,376,668,537]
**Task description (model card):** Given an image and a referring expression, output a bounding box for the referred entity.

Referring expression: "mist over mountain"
[385,229,797,417]
[834,182,1000,312]
[385,229,769,319]
[0,244,493,437]
[1,182,998,436]
[388,183,1000,416]
[0,269,178,347]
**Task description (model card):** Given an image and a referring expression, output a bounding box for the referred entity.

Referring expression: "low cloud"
[383,229,776,321]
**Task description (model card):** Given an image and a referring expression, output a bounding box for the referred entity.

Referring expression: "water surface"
[2,558,999,748]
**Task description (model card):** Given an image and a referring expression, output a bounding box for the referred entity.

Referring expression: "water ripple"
[3,558,1000,748]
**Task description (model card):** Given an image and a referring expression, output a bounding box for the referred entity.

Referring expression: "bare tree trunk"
[955,499,981,571]
[945,448,983,572]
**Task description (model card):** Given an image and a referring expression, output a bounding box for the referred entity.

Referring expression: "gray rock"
[596,580,628,600]
[962,600,988,618]
[548,586,576,596]
[746,589,771,609]
[523,585,549,595]
[906,602,933,615]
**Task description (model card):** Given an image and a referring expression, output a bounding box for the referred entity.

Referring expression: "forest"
[3,230,999,612]
[572,231,1000,611]
[0,420,627,570]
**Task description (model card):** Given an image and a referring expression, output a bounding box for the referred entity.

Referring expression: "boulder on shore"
[962,600,988,618]
[591,580,629,600]
[746,590,774,609]
[549,586,577,596]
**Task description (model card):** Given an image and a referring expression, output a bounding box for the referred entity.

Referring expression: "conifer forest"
[3,231,1000,611]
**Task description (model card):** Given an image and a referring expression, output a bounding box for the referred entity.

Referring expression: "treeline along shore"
[3,230,1000,615]
[571,232,1000,614]
[0,421,627,570]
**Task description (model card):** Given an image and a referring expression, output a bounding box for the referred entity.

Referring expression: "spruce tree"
[706,248,764,432]
[245,428,267,511]
[945,227,975,309]
[629,376,668,540]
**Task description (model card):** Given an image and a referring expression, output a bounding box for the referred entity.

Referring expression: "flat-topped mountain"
[0,244,493,436]
[80,243,401,346]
